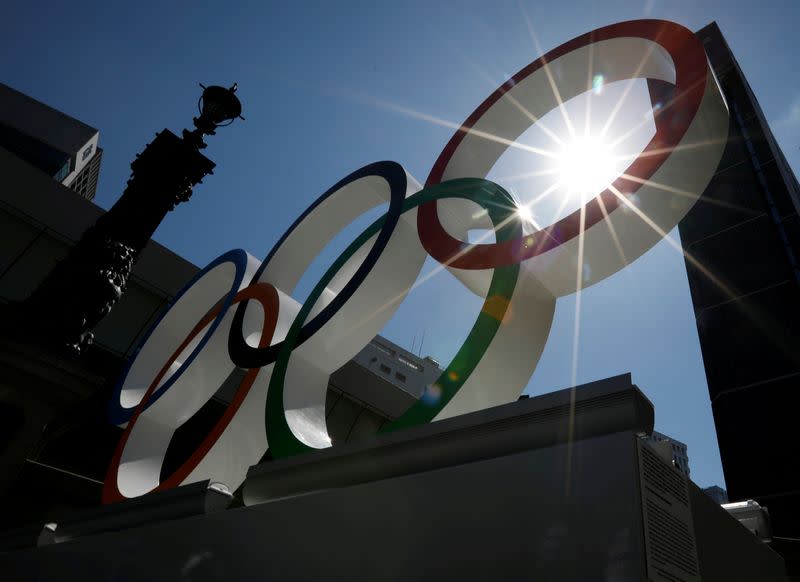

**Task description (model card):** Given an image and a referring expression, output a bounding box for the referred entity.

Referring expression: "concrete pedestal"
[0,375,787,581]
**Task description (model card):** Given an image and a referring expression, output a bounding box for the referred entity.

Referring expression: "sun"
[516,203,534,224]
[556,135,619,198]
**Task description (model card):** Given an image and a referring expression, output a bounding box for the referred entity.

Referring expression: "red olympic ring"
[419,19,708,269]
[103,283,278,503]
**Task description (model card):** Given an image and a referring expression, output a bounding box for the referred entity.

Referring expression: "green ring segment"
[266,178,522,458]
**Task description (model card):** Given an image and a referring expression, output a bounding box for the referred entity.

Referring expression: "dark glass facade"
[680,23,800,544]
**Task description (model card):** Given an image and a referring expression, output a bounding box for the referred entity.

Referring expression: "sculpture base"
[0,376,787,580]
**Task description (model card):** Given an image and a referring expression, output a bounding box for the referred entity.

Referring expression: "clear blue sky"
[3,0,799,489]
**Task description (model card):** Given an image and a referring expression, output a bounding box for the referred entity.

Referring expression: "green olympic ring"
[266,178,522,458]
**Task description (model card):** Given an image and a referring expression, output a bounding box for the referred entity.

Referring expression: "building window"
[395,372,406,382]
[379,364,390,374]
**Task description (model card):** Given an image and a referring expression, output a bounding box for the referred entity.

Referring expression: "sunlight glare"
[557,136,618,198]
[516,203,534,224]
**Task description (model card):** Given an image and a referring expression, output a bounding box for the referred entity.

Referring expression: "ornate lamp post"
[16,84,244,353]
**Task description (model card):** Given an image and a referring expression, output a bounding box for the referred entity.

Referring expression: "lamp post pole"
[16,84,244,353]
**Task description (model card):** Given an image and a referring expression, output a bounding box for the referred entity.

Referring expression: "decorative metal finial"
[182,83,244,150]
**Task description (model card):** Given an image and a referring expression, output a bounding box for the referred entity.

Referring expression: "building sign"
[104,19,728,502]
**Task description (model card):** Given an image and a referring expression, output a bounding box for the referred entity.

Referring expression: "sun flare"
[557,136,619,197]
[516,203,534,224]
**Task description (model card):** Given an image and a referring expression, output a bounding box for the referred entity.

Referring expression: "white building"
[350,335,442,399]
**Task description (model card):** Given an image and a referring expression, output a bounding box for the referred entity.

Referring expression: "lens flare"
[421,383,443,405]
[592,74,604,95]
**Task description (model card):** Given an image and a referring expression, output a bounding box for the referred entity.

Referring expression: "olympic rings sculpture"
[103,19,729,502]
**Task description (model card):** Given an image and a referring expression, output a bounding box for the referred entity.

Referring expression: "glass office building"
[679,22,800,544]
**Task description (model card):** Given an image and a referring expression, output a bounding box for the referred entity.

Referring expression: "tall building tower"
[0,82,102,200]
[680,22,800,542]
